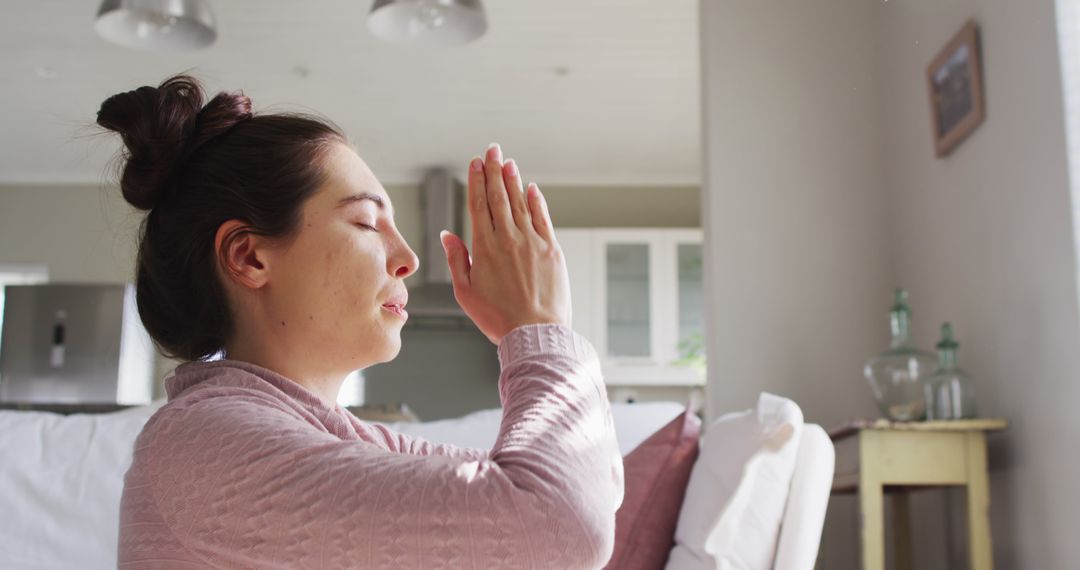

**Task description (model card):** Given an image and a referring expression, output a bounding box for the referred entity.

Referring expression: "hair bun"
[96,74,253,210]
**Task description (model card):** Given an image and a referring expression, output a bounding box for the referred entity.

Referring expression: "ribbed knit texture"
[117,323,623,569]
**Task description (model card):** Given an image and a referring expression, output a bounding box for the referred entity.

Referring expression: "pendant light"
[368,0,487,46]
[95,0,217,51]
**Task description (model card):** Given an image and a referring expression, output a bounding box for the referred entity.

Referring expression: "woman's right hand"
[439,143,572,345]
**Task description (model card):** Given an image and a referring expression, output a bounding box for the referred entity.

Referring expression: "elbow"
[566,461,624,568]
[585,513,618,569]
[517,495,618,569]
[588,458,622,567]
[504,448,623,568]
[562,503,619,569]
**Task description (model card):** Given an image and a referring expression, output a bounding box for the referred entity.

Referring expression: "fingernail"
[470,157,483,172]
[487,142,502,163]
[505,159,518,177]
[439,230,451,249]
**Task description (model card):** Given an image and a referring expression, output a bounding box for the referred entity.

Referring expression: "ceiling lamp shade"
[368,0,487,46]
[95,0,217,51]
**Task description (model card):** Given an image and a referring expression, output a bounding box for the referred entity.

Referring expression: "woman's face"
[264,142,419,371]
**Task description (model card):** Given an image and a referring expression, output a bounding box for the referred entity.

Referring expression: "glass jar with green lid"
[924,322,978,420]
[863,289,938,421]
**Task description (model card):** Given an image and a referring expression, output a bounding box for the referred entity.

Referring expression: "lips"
[382,304,407,318]
[381,293,408,319]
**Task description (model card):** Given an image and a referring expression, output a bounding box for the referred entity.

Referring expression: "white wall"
[0,185,140,283]
[878,0,1080,567]
[698,0,890,426]
[700,0,1080,567]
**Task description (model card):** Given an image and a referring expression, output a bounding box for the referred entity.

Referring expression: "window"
[338,368,366,406]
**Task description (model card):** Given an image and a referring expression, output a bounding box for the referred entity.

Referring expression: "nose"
[390,237,419,279]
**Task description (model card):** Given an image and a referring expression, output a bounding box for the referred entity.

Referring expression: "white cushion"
[0,400,166,569]
[666,393,804,570]
[380,400,688,456]
[773,424,834,570]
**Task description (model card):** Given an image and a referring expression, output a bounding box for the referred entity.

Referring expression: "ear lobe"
[214,219,269,290]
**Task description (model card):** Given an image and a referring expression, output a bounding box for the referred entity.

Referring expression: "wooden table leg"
[966,433,994,569]
[859,473,885,570]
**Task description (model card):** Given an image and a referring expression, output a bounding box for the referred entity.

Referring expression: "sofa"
[0,395,833,569]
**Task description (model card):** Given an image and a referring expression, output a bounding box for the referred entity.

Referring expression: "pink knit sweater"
[118,324,624,569]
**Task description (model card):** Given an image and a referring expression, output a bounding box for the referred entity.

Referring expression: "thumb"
[440,230,471,291]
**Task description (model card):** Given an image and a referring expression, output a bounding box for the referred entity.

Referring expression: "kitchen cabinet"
[555,229,704,386]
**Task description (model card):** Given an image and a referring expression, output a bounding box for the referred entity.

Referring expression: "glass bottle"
[924,323,977,420]
[863,289,938,421]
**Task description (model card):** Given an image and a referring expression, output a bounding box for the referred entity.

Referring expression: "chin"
[371,334,403,364]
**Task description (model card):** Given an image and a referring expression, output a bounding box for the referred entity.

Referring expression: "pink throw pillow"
[604,406,702,570]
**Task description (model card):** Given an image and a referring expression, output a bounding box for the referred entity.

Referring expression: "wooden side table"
[828,418,1007,570]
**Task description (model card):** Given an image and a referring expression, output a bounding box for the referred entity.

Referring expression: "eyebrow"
[335,192,393,216]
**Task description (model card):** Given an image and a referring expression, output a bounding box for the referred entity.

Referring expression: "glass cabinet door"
[605,243,651,357]
[591,229,703,384]
[676,243,705,368]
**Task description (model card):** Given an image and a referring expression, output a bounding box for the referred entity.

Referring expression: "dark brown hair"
[96,73,347,361]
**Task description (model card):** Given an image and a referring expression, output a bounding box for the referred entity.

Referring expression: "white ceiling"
[0,1,700,187]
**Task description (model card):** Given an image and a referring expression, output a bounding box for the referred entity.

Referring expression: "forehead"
[315,143,392,213]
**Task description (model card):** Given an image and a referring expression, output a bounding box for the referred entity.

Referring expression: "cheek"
[319,240,384,311]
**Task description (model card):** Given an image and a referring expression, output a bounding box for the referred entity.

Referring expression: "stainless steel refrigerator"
[0,283,155,404]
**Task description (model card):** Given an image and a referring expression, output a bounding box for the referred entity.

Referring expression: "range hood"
[405,168,471,324]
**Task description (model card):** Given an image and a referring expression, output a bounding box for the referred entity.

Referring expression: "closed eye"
[355,223,379,232]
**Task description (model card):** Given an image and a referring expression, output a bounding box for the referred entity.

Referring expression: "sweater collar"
[166,358,341,414]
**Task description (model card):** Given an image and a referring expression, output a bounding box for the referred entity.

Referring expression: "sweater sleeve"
[364,421,491,463]
[145,324,623,570]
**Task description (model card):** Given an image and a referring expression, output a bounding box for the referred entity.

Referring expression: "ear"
[214,219,271,290]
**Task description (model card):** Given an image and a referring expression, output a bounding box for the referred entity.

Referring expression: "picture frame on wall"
[926,20,986,158]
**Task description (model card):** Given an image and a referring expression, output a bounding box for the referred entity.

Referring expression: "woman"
[102,75,623,569]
